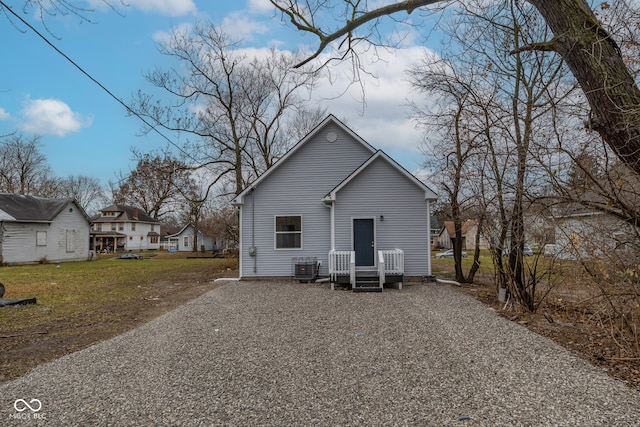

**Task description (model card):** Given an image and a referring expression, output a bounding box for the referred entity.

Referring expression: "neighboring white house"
[0,194,92,265]
[91,205,161,253]
[166,225,216,252]
[232,115,437,288]
[553,209,635,260]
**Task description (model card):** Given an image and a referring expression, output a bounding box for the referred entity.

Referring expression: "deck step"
[353,286,383,293]
[354,271,381,292]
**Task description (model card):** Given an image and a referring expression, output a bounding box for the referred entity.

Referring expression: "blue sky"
[0,0,438,186]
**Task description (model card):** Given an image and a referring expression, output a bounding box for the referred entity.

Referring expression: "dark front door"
[353,218,375,266]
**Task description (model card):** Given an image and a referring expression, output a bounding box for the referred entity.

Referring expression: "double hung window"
[275,216,302,249]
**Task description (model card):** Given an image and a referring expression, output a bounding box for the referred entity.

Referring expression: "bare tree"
[131,23,320,196]
[410,60,486,283]
[269,0,640,175]
[179,191,207,252]
[0,134,53,195]
[55,175,108,215]
[0,1,115,30]
[286,106,328,143]
[200,200,239,252]
[412,1,577,310]
[110,152,190,220]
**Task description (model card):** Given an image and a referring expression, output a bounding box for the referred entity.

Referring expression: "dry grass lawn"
[0,252,237,383]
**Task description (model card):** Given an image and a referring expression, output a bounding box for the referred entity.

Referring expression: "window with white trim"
[36,231,47,246]
[275,216,302,249]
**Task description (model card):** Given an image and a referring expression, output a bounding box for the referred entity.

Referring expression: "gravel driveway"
[1,280,639,426]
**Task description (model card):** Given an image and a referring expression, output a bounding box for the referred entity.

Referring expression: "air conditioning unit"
[293,257,318,282]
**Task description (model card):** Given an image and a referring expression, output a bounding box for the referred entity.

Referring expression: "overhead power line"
[0,0,192,160]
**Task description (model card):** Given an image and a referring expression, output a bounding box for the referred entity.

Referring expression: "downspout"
[330,200,335,251]
[237,205,243,277]
[426,200,432,276]
[251,187,256,274]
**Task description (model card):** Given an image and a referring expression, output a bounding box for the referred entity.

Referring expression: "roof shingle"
[0,194,76,222]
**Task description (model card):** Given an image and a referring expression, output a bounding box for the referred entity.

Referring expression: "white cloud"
[88,0,196,16]
[152,22,192,44]
[221,11,269,41]
[19,99,91,136]
[312,46,435,155]
[0,108,10,121]
[130,0,196,16]
[219,44,437,169]
[247,0,275,14]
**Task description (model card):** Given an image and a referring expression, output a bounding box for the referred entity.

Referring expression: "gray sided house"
[0,194,92,265]
[166,225,216,252]
[553,209,636,261]
[232,115,437,290]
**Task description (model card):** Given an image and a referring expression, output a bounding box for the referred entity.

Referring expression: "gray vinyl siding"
[333,157,430,276]
[174,227,215,251]
[0,206,90,265]
[240,123,374,277]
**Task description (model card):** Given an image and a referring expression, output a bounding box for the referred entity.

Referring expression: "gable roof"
[440,220,477,237]
[94,204,159,223]
[165,224,211,238]
[0,194,89,223]
[232,115,377,205]
[322,150,437,202]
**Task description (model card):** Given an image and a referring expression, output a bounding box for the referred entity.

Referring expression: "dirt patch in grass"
[0,254,238,384]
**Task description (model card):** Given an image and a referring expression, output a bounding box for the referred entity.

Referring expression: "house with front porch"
[91,205,161,253]
[232,115,437,291]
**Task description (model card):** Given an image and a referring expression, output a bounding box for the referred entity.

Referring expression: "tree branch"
[270,0,447,68]
[509,39,558,55]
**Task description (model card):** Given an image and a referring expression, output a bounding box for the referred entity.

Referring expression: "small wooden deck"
[329,249,404,292]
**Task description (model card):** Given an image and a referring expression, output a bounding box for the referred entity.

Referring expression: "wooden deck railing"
[379,249,404,289]
[328,250,355,290]
[329,249,404,290]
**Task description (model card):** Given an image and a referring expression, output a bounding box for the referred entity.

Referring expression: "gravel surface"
[1,280,639,426]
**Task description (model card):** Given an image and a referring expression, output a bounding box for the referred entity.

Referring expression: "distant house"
[552,209,635,260]
[547,188,639,260]
[165,225,216,252]
[232,115,437,289]
[438,220,490,250]
[0,194,92,265]
[91,205,161,253]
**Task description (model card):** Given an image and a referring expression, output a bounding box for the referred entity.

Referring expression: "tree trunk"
[452,217,466,283]
[530,0,640,174]
[467,217,484,283]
